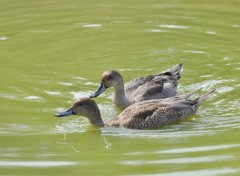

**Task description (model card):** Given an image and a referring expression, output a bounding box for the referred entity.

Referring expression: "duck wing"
[125,71,179,102]
[115,100,169,129]
[117,99,195,129]
[126,76,165,102]
[114,89,215,129]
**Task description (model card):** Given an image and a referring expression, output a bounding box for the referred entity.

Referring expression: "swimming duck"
[55,89,215,129]
[90,63,183,108]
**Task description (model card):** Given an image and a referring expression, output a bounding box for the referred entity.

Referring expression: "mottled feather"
[56,89,216,130]
[90,63,183,108]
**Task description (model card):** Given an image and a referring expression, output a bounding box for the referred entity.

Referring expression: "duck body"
[90,63,183,108]
[124,70,179,102]
[105,89,215,129]
[55,89,215,130]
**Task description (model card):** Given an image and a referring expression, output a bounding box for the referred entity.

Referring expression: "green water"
[0,0,240,175]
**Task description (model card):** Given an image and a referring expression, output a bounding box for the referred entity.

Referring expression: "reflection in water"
[125,168,239,176]
[0,124,32,135]
[55,128,113,153]
[0,36,8,40]
[0,161,77,167]
[158,144,240,154]
[119,155,233,165]
[159,24,190,29]
[45,91,61,95]
[59,82,73,86]
[24,95,43,100]
[206,31,217,35]
[182,79,230,91]
[82,24,102,28]
[55,118,89,134]
[216,86,234,93]
[0,93,16,99]
[183,50,205,54]
[70,91,91,99]
[147,29,167,33]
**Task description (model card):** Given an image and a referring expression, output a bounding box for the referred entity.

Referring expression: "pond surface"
[0,0,240,175]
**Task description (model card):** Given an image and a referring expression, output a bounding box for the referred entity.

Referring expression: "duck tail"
[195,89,216,105]
[166,63,183,80]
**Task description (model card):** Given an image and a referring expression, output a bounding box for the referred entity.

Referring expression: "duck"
[90,63,183,108]
[55,89,215,130]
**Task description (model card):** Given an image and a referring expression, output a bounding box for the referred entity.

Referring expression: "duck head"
[90,70,123,98]
[55,97,104,127]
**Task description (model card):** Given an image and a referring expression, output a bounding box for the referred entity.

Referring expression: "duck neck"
[113,83,131,108]
[88,109,105,128]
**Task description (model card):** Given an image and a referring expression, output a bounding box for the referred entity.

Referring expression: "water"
[0,0,240,175]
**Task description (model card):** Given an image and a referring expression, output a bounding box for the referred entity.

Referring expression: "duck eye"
[107,76,113,80]
[78,103,83,106]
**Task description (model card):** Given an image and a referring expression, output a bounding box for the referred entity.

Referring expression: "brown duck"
[90,63,183,108]
[55,89,215,130]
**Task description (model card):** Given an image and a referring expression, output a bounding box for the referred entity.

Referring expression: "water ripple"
[0,124,32,135]
[119,155,233,165]
[0,93,16,99]
[159,24,189,29]
[70,91,91,99]
[206,31,217,35]
[55,118,89,134]
[0,161,77,167]
[0,36,9,41]
[101,125,216,138]
[59,82,73,86]
[183,50,205,54]
[146,29,167,33]
[82,24,102,28]
[216,86,234,93]
[45,91,61,95]
[157,144,240,154]
[183,79,235,92]
[124,168,239,176]
[24,95,43,101]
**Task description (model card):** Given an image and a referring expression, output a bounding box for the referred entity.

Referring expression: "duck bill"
[55,108,75,117]
[90,83,106,98]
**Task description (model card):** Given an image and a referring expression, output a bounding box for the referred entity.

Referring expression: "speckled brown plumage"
[56,89,216,130]
[90,63,183,108]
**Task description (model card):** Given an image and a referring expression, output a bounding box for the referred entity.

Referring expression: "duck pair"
[55,64,215,129]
